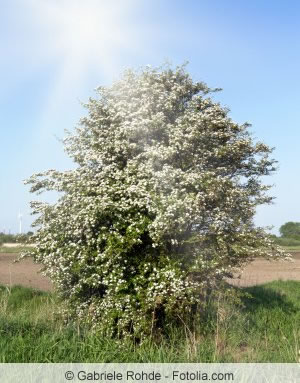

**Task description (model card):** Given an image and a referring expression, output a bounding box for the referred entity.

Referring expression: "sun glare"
[22,0,144,135]
[28,0,140,74]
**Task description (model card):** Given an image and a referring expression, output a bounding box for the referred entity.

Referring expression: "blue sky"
[1,0,299,234]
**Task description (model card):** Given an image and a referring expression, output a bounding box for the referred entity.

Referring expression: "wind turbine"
[18,211,23,234]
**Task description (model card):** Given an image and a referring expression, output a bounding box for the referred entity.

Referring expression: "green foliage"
[0,232,34,244]
[272,236,300,247]
[24,64,285,342]
[279,222,300,239]
[0,282,299,362]
[0,233,17,244]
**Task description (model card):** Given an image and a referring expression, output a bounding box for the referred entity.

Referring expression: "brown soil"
[0,253,299,292]
[0,254,53,291]
[229,252,300,287]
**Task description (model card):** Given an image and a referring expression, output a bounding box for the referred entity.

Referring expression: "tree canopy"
[279,222,300,239]
[24,64,285,341]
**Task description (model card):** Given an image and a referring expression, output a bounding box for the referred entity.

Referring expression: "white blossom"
[22,64,286,341]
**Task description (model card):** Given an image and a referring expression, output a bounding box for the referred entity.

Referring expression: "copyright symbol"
[65,371,74,380]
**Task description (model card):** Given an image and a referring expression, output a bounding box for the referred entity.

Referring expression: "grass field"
[0,281,299,362]
[282,245,300,252]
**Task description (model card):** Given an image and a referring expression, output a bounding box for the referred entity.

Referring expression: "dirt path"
[0,253,299,291]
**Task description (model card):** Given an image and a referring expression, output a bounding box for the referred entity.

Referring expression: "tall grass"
[0,281,299,362]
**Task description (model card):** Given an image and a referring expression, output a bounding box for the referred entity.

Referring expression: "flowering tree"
[25,65,285,340]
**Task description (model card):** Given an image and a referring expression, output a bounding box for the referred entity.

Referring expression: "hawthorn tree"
[24,65,285,340]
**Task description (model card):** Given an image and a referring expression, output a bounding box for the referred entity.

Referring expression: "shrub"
[0,233,17,244]
[273,236,300,247]
[24,64,286,341]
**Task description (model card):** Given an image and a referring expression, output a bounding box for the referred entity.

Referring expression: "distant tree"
[15,231,34,243]
[24,64,286,341]
[279,222,300,239]
[0,232,16,243]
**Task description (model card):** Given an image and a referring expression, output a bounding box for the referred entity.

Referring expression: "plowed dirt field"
[0,252,299,291]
